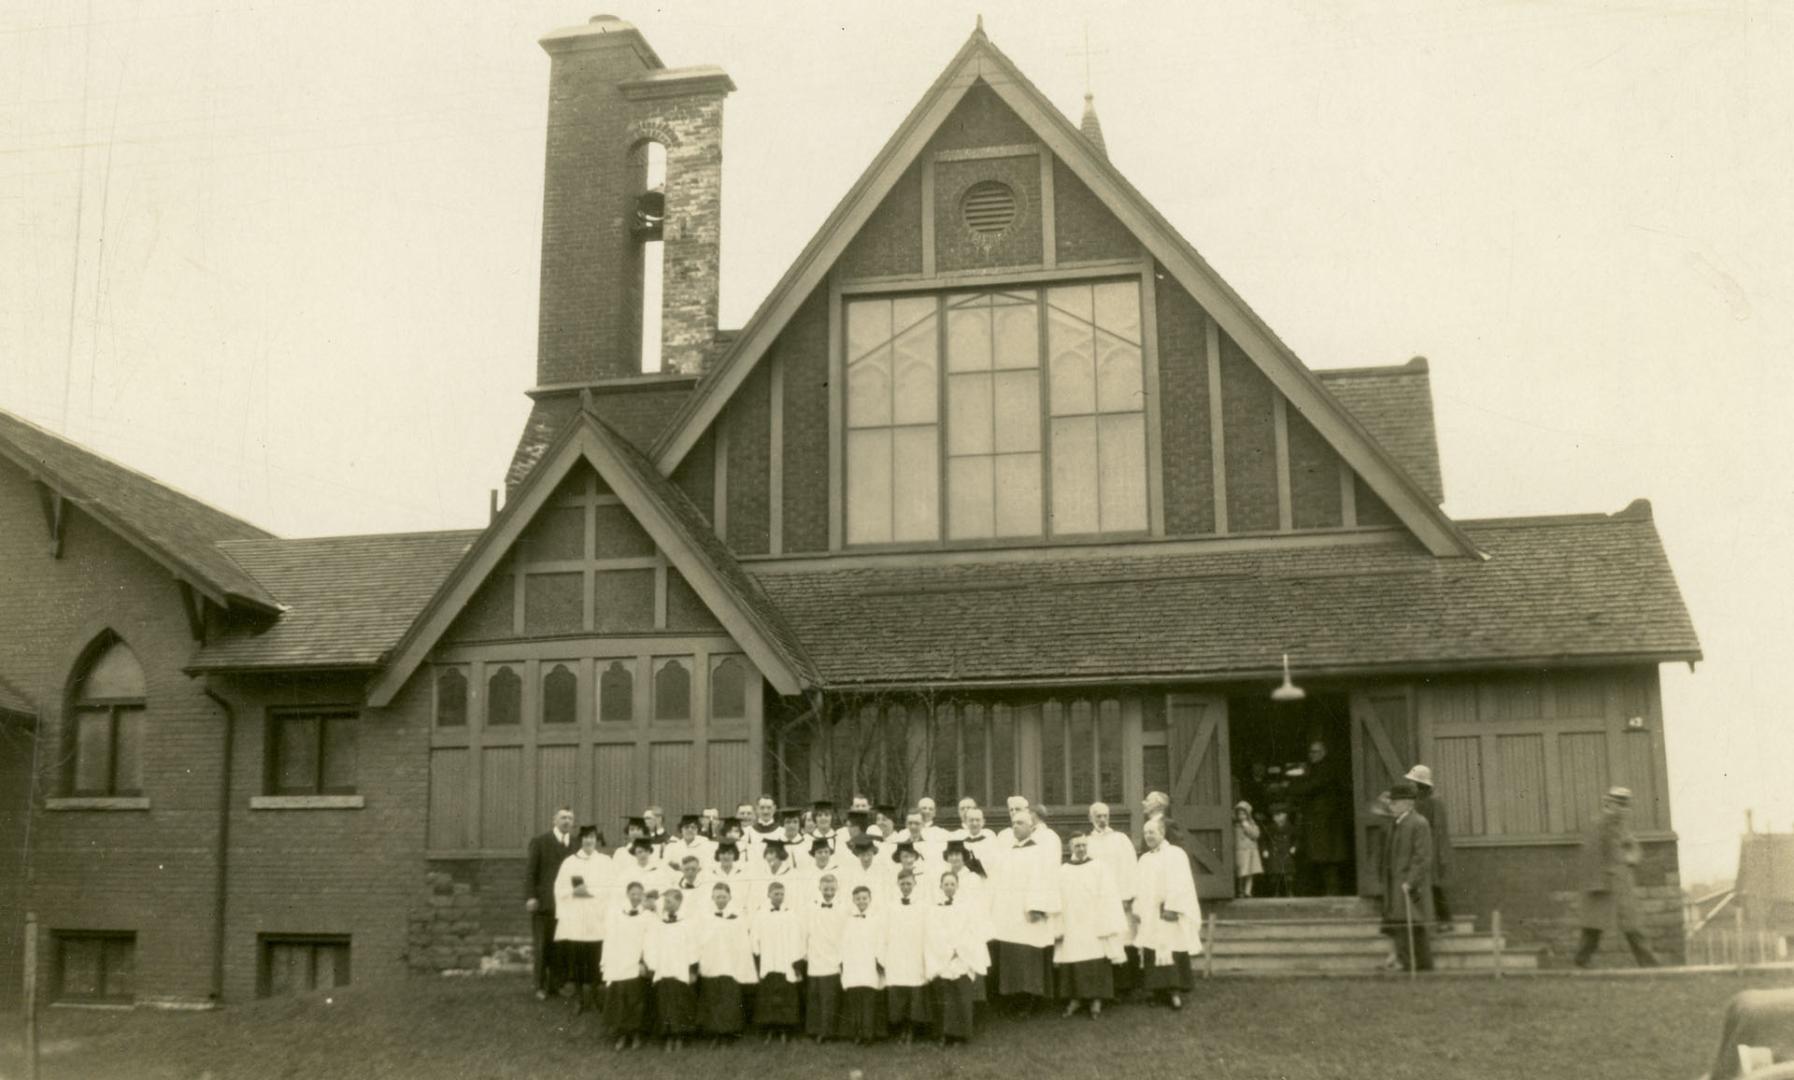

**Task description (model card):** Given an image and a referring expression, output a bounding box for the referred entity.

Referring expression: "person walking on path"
[1380,781,1435,973]
[1573,787,1659,968]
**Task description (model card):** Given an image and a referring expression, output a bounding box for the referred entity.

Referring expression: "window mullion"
[936,294,948,544]
[107,705,121,796]
[1036,287,1052,537]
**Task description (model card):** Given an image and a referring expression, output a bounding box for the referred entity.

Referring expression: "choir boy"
[1085,802,1140,994]
[1133,817,1203,1009]
[602,881,653,1050]
[751,881,806,1041]
[803,873,847,1043]
[889,839,936,905]
[754,839,798,913]
[838,884,888,1045]
[882,870,930,1043]
[695,882,755,1044]
[708,840,751,913]
[988,809,1061,1010]
[645,887,701,1050]
[925,870,988,1046]
[1055,833,1127,1018]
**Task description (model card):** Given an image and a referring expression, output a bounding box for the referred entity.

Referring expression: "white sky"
[2,0,1789,884]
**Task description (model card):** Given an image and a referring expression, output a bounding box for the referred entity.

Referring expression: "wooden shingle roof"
[1317,359,1444,504]
[749,501,1699,689]
[0,409,277,611]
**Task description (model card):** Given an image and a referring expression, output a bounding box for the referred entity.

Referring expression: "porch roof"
[750,501,1700,689]
[0,671,35,718]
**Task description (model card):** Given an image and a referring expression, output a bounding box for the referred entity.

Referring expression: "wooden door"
[1350,686,1417,897]
[1166,693,1233,899]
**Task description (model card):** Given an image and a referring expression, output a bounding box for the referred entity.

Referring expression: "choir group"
[527,794,1203,1051]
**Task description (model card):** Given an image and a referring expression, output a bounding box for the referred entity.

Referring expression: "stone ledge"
[45,797,150,811]
[249,795,365,810]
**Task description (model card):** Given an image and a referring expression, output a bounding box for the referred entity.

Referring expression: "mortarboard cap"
[846,810,871,830]
[875,804,898,819]
[779,806,804,822]
[678,814,702,829]
[577,824,600,841]
[628,837,655,854]
[623,815,648,832]
[811,800,836,814]
[889,839,921,863]
[761,839,789,858]
[810,837,834,855]
[714,840,741,859]
[848,834,877,853]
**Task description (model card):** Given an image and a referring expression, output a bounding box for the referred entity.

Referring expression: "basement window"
[54,931,135,1004]
[260,935,351,998]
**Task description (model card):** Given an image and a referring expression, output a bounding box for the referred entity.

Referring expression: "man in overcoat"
[1573,787,1658,968]
[1288,739,1353,895]
[1404,764,1455,931]
[525,806,579,999]
[1380,781,1435,972]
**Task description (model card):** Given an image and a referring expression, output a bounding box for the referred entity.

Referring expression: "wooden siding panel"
[649,743,692,811]
[536,745,578,826]
[479,747,527,850]
[1624,729,1661,828]
[1434,736,1484,835]
[1494,734,1548,835]
[592,745,635,838]
[1557,731,1609,833]
[428,749,469,850]
[707,740,752,814]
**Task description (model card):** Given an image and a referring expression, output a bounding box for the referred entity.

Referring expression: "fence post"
[1491,910,1503,980]
[1205,912,1216,979]
[1736,905,1747,975]
[22,910,39,1080]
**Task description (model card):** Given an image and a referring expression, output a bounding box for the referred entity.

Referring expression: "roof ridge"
[218,527,482,547]
[1316,357,1431,379]
[0,405,275,539]
[1459,504,1654,529]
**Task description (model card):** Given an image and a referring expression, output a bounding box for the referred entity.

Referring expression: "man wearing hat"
[1380,781,1435,973]
[1403,765,1456,932]
[1573,787,1658,968]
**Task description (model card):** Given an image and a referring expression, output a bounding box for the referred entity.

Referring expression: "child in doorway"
[1234,801,1263,897]
[1262,804,1297,898]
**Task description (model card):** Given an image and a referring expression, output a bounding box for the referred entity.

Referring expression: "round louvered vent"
[961,180,1018,235]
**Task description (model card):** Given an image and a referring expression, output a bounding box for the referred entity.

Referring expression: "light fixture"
[1271,652,1306,703]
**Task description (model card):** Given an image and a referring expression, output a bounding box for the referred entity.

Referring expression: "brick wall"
[670,428,715,521]
[837,161,923,280]
[1155,270,1216,535]
[779,288,832,553]
[1054,157,1138,264]
[1287,407,1344,529]
[1219,332,1280,532]
[0,717,32,1006]
[929,81,1036,151]
[505,382,697,495]
[724,361,772,555]
[934,154,1043,273]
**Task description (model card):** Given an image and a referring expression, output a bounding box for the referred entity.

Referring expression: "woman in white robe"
[552,826,611,1013]
[924,870,989,1044]
[1133,816,1203,1008]
[1053,833,1127,1016]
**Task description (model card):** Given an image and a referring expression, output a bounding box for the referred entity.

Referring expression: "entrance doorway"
[1227,691,1356,898]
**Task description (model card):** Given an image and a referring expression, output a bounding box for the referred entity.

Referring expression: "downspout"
[202,686,235,1004]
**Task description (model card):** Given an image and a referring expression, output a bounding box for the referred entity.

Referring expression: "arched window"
[599,660,634,724]
[653,658,690,722]
[486,665,522,727]
[67,636,145,796]
[710,656,748,720]
[542,664,577,726]
[435,667,468,728]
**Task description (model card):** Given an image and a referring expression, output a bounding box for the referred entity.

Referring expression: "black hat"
[623,815,648,832]
[721,819,744,836]
[761,839,789,861]
[875,804,898,819]
[811,800,836,814]
[1388,781,1419,801]
[809,837,833,856]
[714,841,741,860]
[779,806,804,822]
[846,810,872,830]
[848,834,877,854]
[577,824,600,841]
[889,839,921,863]
[628,837,655,855]
[678,814,702,830]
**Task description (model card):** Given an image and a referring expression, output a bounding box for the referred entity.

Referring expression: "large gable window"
[844,279,1147,546]
[67,636,146,797]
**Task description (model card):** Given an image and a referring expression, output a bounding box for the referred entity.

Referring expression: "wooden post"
[1736,905,1747,974]
[1205,912,1216,979]
[1492,910,1504,980]
[22,910,39,1080]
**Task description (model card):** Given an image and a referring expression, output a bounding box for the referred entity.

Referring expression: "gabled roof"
[0,672,35,719]
[0,408,278,612]
[188,530,482,672]
[751,500,1699,689]
[1316,358,1444,504]
[368,405,816,706]
[649,27,1480,558]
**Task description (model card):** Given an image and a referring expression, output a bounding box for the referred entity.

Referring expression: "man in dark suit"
[1380,781,1435,973]
[1288,739,1353,896]
[525,806,578,999]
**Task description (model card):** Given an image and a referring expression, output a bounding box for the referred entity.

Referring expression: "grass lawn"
[1,972,1785,1080]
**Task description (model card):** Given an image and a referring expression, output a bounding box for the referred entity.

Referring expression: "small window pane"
[892,320,939,425]
[542,664,578,725]
[654,660,691,722]
[593,505,656,559]
[1098,412,1148,532]
[1093,280,1141,343]
[1040,702,1066,806]
[1048,309,1095,416]
[993,453,1042,537]
[1070,700,1096,804]
[947,373,992,456]
[891,427,939,542]
[992,299,1039,369]
[321,718,357,792]
[73,711,113,794]
[711,657,748,720]
[592,569,656,633]
[846,349,892,428]
[277,717,320,792]
[1098,700,1124,802]
[1050,416,1099,535]
[101,936,135,999]
[435,669,468,728]
[315,943,349,989]
[60,937,100,997]
[946,305,990,372]
[846,429,892,544]
[847,299,892,362]
[599,661,634,724]
[1096,333,1143,413]
[79,641,145,701]
[487,666,522,727]
[947,457,995,540]
[268,942,304,997]
[1046,283,1093,324]
[891,296,937,340]
[112,708,144,795]
[992,370,1039,453]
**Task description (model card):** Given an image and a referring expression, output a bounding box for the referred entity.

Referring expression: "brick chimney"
[535,16,734,386]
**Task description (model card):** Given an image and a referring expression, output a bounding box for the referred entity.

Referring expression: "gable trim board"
[367,409,810,707]
[649,29,1480,560]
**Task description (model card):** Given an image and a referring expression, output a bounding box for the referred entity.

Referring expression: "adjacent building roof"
[0,408,278,611]
[190,530,481,671]
[0,672,35,718]
[1316,358,1444,504]
[750,500,1699,689]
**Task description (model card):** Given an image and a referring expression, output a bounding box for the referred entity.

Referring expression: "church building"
[0,15,1699,1004]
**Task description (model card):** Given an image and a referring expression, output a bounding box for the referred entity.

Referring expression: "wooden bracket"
[34,481,65,558]
[177,580,207,644]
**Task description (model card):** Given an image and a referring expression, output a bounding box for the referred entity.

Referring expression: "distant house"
[0,15,1700,1005]
[1737,834,1794,940]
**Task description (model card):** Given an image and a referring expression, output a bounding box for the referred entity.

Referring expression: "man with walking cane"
[1381,781,1435,973]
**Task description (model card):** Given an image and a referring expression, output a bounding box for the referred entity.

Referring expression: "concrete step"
[1210,898,1381,921]
[1205,950,1540,974]
[1215,917,1477,939]
[1210,934,1510,957]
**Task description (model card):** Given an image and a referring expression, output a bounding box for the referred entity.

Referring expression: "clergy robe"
[749,862,801,914]
[1054,858,1127,1001]
[551,850,610,985]
[645,914,702,1036]
[612,855,674,897]
[988,836,1062,998]
[695,906,756,1036]
[835,857,891,909]
[705,864,753,914]
[802,897,847,1038]
[601,902,653,1035]
[795,858,845,905]
[837,909,888,1041]
[881,893,931,1026]
[750,903,806,1029]
[1086,826,1140,990]
[924,894,989,1041]
[1134,841,1203,992]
